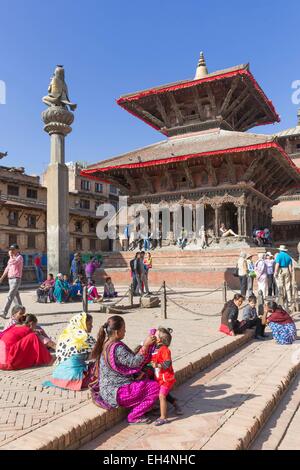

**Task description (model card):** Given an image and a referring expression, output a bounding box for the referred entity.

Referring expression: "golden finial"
[195,51,208,79]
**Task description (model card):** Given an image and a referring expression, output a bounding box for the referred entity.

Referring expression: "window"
[27,215,37,228]
[76,238,82,251]
[95,183,103,193]
[109,185,118,195]
[7,185,19,196]
[27,234,36,249]
[75,221,82,232]
[9,234,17,246]
[8,211,18,226]
[79,199,90,210]
[89,220,96,232]
[27,188,38,199]
[81,180,91,191]
[90,238,96,251]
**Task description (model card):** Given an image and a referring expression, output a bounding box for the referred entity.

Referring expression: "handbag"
[233,266,239,277]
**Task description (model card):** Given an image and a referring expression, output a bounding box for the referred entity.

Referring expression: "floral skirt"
[269,322,297,345]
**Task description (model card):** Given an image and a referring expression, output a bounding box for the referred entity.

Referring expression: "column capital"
[42,106,74,136]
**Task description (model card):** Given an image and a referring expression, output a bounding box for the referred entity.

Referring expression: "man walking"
[0,244,24,319]
[274,245,293,305]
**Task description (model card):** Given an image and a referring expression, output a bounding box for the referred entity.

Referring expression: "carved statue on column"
[42,65,77,111]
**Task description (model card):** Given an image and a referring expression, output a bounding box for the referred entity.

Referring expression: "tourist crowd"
[236,245,292,304]
[0,242,298,428]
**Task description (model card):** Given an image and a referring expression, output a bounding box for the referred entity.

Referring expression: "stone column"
[42,107,74,275]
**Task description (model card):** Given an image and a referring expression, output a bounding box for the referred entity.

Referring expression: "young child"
[25,314,56,351]
[242,295,266,339]
[103,277,118,298]
[151,327,182,426]
[87,280,103,303]
[3,305,26,331]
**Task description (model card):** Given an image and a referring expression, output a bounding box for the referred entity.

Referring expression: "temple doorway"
[204,205,215,234]
[221,203,238,234]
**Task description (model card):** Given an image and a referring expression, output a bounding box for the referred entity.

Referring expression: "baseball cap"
[9,244,19,250]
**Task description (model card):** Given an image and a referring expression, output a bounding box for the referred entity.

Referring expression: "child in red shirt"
[151,327,182,426]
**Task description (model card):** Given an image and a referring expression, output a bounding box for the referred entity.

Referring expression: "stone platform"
[100,247,274,288]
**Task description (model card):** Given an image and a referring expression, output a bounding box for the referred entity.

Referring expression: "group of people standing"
[237,245,293,303]
[130,251,152,296]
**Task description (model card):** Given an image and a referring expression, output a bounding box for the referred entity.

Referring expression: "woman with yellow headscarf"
[43,312,96,391]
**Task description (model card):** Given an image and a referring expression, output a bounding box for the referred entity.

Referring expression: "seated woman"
[0,315,53,370]
[69,275,84,301]
[43,312,96,391]
[176,228,188,249]
[87,280,103,303]
[219,223,238,237]
[89,315,159,424]
[24,314,56,351]
[103,277,118,298]
[3,304,26,331]
[36,274,55,303]
[53,273,70,303]
[265,301,297,345]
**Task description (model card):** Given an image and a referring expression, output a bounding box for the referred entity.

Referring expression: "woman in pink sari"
[90,315,159,424]
[0,319,53,370]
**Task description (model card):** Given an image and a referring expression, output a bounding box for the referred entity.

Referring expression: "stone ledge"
[0,330,254,450]
[201,350,300,450]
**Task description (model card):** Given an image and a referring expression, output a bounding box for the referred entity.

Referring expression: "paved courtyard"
[0,285,226,448]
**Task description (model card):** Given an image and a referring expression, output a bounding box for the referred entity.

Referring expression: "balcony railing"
[0,193,46,207]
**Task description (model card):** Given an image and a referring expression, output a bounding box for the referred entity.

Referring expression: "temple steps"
[81,319,300,451]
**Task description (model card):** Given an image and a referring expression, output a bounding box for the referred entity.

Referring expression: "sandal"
[128,417,151,425]
[154,418,168,426]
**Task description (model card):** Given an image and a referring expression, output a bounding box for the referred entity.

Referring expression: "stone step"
[251,372,300,450]
[81,325,300,451]
[1,331,255,450]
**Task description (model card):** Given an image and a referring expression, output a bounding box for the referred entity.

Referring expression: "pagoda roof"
[116,63,280,136]
[82,129,300,201]
[84,130,276,171]
[275,125,300,138]
[119,64,248,100]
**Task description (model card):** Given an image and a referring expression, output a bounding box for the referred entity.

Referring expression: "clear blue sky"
[0,0,299,175]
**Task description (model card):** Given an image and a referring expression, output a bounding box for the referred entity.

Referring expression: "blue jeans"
[35,266,43,284]
[143,239,150,251]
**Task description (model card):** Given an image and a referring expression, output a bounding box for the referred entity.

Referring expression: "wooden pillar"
[192,205,196,235]
[237,205,242,236]
[248,205,253,237]
[242,205,248,236]
[214,205,221,237]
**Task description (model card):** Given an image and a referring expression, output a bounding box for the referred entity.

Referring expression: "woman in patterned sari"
[43,312,96,390]
[265,301,297,345]
[89,315,159,424]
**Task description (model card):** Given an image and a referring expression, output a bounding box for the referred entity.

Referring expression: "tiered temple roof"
[116,58,279,136]
[82,54,300,202]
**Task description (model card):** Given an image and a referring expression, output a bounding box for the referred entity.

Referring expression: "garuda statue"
[42,65,77,111]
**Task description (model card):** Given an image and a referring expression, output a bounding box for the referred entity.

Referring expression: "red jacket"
[151,344,176,387]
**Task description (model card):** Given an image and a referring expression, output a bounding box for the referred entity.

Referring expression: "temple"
[272,110,300,244]
[82,54,300,247]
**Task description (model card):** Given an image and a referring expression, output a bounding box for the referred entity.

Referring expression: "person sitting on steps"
[219,223,238,238]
